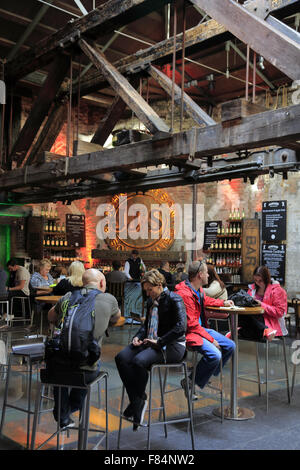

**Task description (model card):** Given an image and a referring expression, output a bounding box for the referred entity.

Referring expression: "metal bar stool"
[0,349,45,449]
[117,361,195,450]
[186,346,224,423]
[238,336,290,412]
[30,369,109,450]
[10,296,32,327]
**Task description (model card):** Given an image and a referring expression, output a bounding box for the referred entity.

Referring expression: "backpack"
[45,288,101,370]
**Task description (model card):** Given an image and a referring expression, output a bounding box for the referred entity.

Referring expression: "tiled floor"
[0,321,300,450]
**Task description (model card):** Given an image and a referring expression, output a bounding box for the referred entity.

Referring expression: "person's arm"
[123,261,132,280]
[8,280,26,291]
[48,305,59,325]
[260,287,287,319]
[155,294,187,348]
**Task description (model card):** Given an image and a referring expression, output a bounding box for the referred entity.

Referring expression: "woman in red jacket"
[239,265,288,341]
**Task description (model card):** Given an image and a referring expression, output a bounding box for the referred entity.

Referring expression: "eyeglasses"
[195,259,206,275]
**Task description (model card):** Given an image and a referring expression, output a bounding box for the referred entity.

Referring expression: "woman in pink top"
[238,266,288,341]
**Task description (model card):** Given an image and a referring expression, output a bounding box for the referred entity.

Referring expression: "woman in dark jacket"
[115,269,187,430]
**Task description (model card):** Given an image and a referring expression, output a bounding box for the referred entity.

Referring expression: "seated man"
[105,260,127,283]
[48,269,120,428]
[175,260,235,397]
[115,269,186,430]
[6,259,31,318]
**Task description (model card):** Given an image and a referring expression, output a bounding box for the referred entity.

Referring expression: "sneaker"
[225,327,241,339]
[132,398,148,431]
[123,403,134,419]
[60,417,75,429]
[264,328,277,341]
[180,378,198,401]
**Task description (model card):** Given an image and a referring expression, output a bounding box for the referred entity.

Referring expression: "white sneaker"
[3,314,14,322]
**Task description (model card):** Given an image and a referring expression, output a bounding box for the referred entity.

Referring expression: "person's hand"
[224,300,234,307]
[143,338,160,349]
[132,337,143,347]
[255,299,262,306]
[213,339,221,350]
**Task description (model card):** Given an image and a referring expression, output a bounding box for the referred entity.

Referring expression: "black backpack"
[45,288,101,369]
[228,289,260,307]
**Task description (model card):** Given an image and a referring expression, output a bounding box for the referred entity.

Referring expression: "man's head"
[131,249,139,260]
[160,260,169,271]
[112,260,121,271]
[82,268,106,292]
[7,258,18,272]
[188,259,208,287]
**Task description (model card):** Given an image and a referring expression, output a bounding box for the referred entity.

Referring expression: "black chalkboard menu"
[262,243,286,285]
[66,214,86,248]
[203,221,221,251]
[261,200,287,242]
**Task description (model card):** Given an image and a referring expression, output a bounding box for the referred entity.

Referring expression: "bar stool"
[186,345,224,423]
[0,299,10,325]
[0,349,45,449]
[10,296,32,326]
[117,361,195,450]
[30,369,109,450]
[238,336,290,412]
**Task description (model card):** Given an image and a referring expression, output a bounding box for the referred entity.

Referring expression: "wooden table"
[35,296,61,305]
[208,305,264,420]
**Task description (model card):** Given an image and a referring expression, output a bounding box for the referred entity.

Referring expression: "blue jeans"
[191,329,235,389]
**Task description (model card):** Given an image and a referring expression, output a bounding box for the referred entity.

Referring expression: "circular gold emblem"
[105,189,175,251]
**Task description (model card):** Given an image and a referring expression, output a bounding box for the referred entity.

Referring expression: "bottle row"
[218,222,242,235]
[229,208,245,221]
[44,221,65,233]
[41,208,58,218]
[43,251,77,263]
[43,236,69,247]
[210,238,241,250]
[207,253,242,268]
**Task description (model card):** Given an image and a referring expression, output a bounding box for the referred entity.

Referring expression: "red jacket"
[247,282,288,336]
[175,280,225,346]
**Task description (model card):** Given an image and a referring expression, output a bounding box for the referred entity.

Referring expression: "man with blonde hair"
[48,268,120,428]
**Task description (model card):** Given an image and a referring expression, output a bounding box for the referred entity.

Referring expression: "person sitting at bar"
[105,260,127,283]
[48,269,120,428]
[30,259,54,295]
[158,260,174,287]
[124,249,146,281]
[52,265,68,282]
[175,260,235,398]
[236,265,287,342]
[203,264,228,301]
[52,261,85,296]
[115,269,186,430]
[6,259,31,319]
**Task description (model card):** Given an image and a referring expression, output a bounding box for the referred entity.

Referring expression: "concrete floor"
[0,319,300,451]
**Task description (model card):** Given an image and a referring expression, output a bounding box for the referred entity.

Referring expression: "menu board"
[261,200,287,242]
[203,221,221,251]
[261,243,286,285]
[66,214,86,248]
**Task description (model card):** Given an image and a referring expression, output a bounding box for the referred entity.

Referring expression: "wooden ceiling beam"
[9,53,70,167]
[148,65,216,126]
[6,0,172,81]
[1,104,299,192]
[190,0,300,80]
[79,39,170,135]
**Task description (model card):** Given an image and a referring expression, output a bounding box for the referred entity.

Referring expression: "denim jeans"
[53,362,101,424]
[191,329,235,389]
